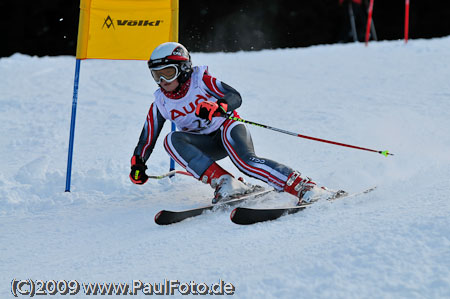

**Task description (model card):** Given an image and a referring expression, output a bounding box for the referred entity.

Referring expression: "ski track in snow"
[1,38,450,298]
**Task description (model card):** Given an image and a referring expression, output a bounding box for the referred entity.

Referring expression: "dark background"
[1,0,450,57]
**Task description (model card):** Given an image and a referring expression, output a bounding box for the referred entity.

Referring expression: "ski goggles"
[150,64,180,84]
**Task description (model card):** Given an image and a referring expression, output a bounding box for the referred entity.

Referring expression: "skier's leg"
[164,130,252,202]
[221,119,333,203]
[163,130,226,179]
[220,119,293,190]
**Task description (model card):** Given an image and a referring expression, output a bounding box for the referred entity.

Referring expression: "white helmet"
[147,42,193,83]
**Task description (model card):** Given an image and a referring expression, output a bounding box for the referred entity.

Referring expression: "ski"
[230,186,377,225]
[154,188,274,225]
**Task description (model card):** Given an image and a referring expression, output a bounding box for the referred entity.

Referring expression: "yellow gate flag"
[76,0,178,60]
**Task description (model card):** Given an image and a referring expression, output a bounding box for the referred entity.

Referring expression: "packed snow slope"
[1,37,450,298]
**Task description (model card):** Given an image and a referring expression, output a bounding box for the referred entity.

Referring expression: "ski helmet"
[147,42,193,84]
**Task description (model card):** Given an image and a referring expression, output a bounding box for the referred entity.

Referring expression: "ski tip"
[154,210,165,224]
[154,210,162,222]
[230,208,238,220]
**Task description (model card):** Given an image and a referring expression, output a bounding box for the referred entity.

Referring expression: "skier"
[130,42,336,204]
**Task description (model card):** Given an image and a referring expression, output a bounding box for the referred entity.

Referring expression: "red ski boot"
[284,171,334,205]
[201,163,252,203]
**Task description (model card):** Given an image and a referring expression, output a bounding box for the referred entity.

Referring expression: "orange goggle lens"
[151,65,179,84]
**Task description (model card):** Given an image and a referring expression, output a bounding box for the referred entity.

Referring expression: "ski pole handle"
[229,116,393,157]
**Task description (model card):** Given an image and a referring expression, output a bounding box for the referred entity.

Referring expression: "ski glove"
[130,155,148,185]
[195,100,228,121]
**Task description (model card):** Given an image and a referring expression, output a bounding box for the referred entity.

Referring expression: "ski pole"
[228,116,393,157]
[148,170,193,179]
[365,0,375,46]
[348,1,358,42]
[404,0,410,43]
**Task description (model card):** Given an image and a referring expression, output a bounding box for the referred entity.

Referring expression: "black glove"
[195,100,228,121]
[130,155,148,185]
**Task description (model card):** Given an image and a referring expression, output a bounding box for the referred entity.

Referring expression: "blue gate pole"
[169,122,176,174]
[65,59,81,192]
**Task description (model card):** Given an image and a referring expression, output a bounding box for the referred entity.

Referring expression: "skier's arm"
[130,103,166,185]
[133,103,166,162]
[202,74,242,111]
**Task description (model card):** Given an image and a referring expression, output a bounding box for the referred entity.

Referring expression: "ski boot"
[283,171,345,205]
[201,163,253,204]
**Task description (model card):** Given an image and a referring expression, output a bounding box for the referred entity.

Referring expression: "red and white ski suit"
[133,66,294,190]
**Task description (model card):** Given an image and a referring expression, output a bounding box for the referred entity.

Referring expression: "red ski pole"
[405,0,410,43]
[229,116,393,157]
[365,0,375,46]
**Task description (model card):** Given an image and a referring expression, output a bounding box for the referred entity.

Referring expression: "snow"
[1,37,450,298]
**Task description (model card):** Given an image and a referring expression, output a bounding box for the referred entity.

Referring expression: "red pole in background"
[365,0,374,46]
[405,0,410,43]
